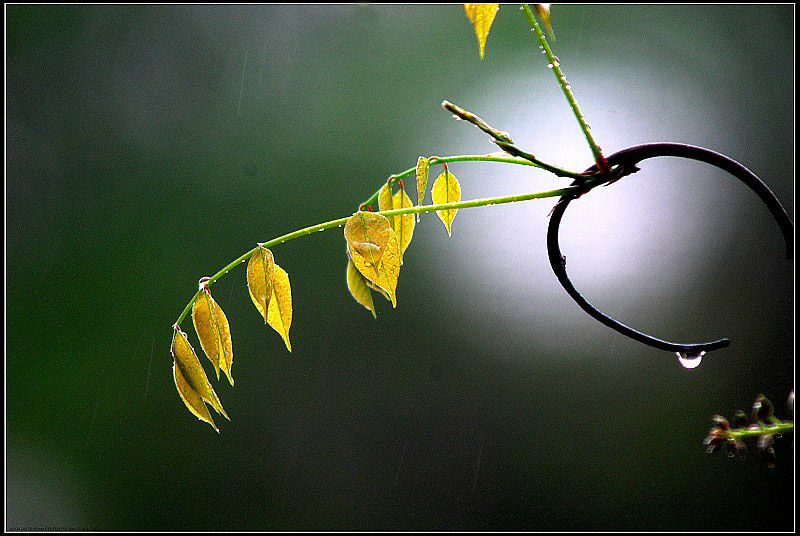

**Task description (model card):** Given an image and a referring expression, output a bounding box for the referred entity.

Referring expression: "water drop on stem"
[676,351,705,369]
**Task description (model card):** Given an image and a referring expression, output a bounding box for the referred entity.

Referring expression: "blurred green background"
[7,5,793,531]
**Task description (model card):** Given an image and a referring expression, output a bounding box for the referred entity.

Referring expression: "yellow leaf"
[391,189,415,260]
[349,243,391,302]
[464,3,499,59]
[416,156,430,218]
[192,287,234,385]
[378,183,415,262]
[344,212,401,307]
[344,209,391,263]
[171,327,229,432]
[365,277,392,302]
[267,264,293,352]
[534,4,555,40]
[346,259,376,318]
[378,183,393,215]
[349,235,400,307]
[248,247,292,351]
[247,246,275,324]
[431,168,461,236]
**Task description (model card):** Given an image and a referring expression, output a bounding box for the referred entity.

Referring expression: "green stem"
[726,422,793,440]
[174,179,602,328]
[358,153,583,210]
[521,4,610,174]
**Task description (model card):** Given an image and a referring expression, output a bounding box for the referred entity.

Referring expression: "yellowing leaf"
[344,210,391,263]
[378,184,415,262]
[416,156,430,216]
[266,265,293,352]
[378,183,393,216]
[431,168,461,236]
[534,4,555,40]
[247,246,275,324]
[192,287,234,385]
[344,212,401,307]
[247,247,292,351]
[365,277,392,302]
[171,327,229,432]
[391,189,415,260]
[346,259,376,318]
[349,234,400,307]
[464,3,499,59]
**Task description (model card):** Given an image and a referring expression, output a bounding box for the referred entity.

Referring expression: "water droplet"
[364,262,371,267]
[452,114,461,121]
[547,63,553,69]
[676,351,705,369]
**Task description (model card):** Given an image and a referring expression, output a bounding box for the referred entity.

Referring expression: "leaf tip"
[464,3,499,59]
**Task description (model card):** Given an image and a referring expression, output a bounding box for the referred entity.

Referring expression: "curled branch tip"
[547,142,793,354]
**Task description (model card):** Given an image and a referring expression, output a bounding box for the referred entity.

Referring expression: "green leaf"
[171,327,229,432]
[192,286,234,385]
[431,168,462,236]
[464,4,499,59]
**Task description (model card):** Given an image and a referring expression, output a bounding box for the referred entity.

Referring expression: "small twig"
[441,100,586,180]
[442,100,513,144]
[494,140,587,179]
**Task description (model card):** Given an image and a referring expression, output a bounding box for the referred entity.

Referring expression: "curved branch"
[173,180,603,329]
[547,142,793,353]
